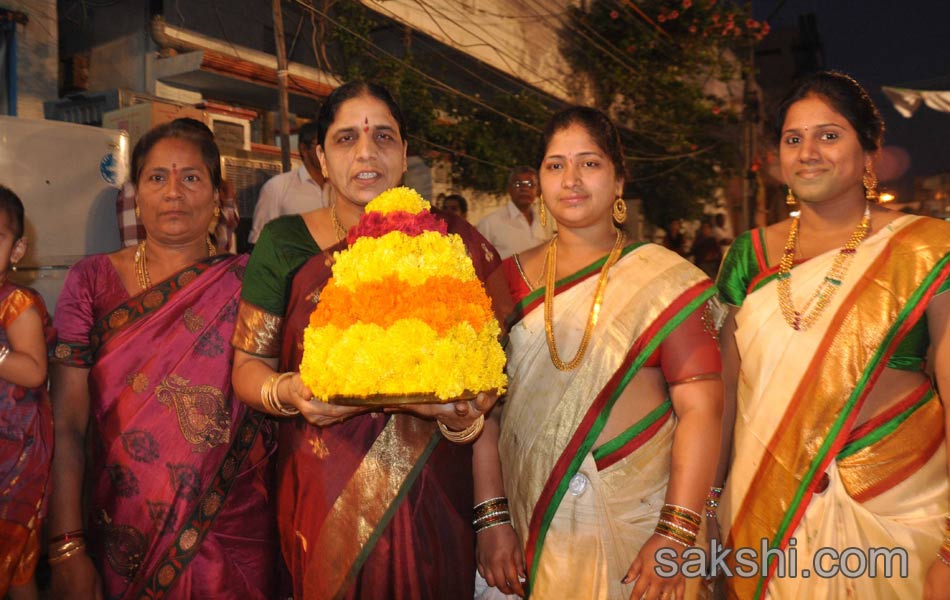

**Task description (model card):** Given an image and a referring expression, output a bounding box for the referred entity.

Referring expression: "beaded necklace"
[776,203,871,331]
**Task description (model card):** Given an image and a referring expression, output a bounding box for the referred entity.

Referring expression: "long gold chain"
[777,202,871,331]
[330,202,347,242]
[134,238,216,291]
[544,228,625,371]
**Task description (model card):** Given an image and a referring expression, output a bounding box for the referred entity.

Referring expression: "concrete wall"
[7,0,57,119]
[360,0,587,105]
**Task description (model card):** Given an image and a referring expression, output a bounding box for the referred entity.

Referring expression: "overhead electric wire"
[290,0,544,133]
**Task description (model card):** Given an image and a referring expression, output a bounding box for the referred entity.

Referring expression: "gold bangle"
[48,544,87,564]
[270,371,300,416]
[438,414,484,444]
[260,372,300,416]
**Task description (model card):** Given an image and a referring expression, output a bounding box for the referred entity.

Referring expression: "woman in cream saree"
[487,107,723,600]
[716,72,950,600]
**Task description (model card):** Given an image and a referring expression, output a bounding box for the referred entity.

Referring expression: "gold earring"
[863,166,879,202]
[539,198,547,228]
[786,187,797,206]
[213,205,221,218]
[135,204,141,218]
[612,196,627,224]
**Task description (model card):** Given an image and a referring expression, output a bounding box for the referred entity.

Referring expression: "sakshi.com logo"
[656,539,909,579]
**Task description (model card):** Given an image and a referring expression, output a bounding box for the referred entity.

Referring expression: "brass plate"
[326,390,489,407]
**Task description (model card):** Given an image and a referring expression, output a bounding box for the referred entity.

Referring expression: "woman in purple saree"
[49,119,277,599]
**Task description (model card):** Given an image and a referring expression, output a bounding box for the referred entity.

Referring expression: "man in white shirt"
[248,121,327,244]
[477,166,552,259]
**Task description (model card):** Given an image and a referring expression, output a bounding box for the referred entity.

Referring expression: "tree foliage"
[561,0,767,225]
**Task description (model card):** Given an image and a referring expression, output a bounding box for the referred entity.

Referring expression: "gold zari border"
[231,300,282,358]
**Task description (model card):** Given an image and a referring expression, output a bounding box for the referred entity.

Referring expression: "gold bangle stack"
[260,372,300,416]
[655,503,702,548]
[438,414,484,444]
[48,531,87,565]
[473,496,511,533]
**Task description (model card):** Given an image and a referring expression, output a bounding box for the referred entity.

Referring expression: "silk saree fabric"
[54,254,277,599]
[718,215,950,599]
[499,242,715,599]
[0,283,53,594]
[277,211,512,599]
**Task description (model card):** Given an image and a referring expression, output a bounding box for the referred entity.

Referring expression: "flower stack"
[300,187,507,402]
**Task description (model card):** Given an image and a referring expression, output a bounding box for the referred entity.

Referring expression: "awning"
[882,86,950,118]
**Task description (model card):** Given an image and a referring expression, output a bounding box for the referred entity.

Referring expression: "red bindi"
[363,117,369,133]
[172,163,179,176]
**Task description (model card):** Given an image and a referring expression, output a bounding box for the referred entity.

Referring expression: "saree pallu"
[277,214,508,600]
[721,216,950,599]
[0,284,53,594]
[79,255,276,599]
[498,243,714,599]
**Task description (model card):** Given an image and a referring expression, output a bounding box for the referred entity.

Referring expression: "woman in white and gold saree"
[482,107,723,600]
[716,71,950,600]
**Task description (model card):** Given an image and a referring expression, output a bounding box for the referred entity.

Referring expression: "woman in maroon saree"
[230,82,512,599]
[49,119,277,599]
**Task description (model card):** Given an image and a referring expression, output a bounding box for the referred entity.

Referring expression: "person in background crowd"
[478,166,553,259]
[711,212,732,246]
[0,185,54,600]
[443,193,469,221]
[49,119,276,600]
[691,218,724,279]
[715,70,950,599]
[663,218,688,257]
[248,121,327,245]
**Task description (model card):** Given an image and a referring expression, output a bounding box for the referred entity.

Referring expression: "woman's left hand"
[386,391,499,431]
[925,558,950,600]
[624,533,686,600]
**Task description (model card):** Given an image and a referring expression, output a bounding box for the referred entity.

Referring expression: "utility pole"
[272,0,291,172]
[741,42,761,230]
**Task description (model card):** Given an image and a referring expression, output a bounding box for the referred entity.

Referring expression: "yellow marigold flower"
[365,186,430,215]
[331,231,477,290]
[300,320,507,401]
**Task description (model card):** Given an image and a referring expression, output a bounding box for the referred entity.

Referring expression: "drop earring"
[612,196,628,224]
[863,166,879,202]
[786,187,797,206]
[539,198,547,228]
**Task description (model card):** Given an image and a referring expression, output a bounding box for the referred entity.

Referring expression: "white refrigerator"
[0,116,128,313]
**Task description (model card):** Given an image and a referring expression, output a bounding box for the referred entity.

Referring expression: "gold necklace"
[543,228,625,371]
[330,202,347,242]
[133,238,217,291]
[777,202,871,331]
[513,254,543,291]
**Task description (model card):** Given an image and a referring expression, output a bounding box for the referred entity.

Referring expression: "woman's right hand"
[281,372,367,426]
[50,552,103,600]
[477,523,526,597]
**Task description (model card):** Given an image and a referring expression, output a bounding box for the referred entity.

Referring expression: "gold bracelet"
[270,372,300,416]
[48,543,87,564]
[260,372,300,416]
[438,414,484,444]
